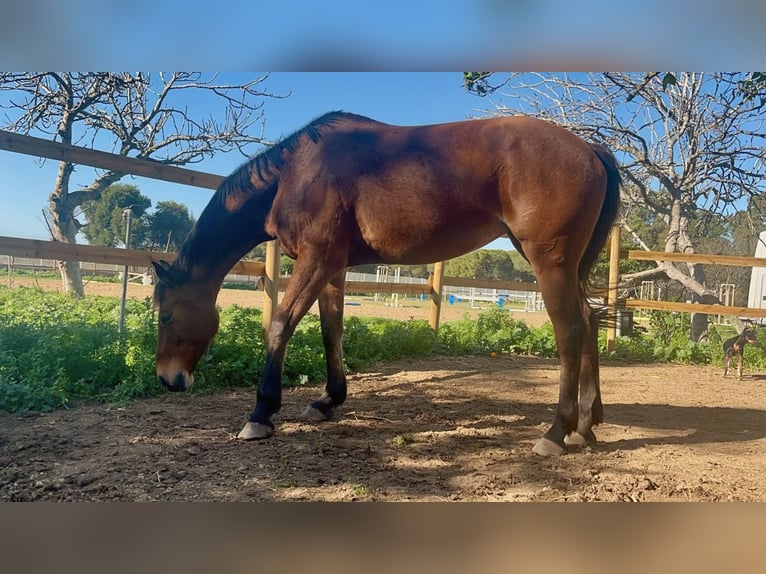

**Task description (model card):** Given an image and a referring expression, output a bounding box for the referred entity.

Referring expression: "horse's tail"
[579,143,622,289]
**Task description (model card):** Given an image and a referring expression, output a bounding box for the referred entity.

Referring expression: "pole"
[429,261,445,331]
[606,224,621,352]
[118,207,133,334]
[262,240,280,339]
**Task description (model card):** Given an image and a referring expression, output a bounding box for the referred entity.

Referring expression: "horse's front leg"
[237,254,342,440]
[300,269,348,422]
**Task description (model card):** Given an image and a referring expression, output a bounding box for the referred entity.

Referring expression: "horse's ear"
[152,259,174,285]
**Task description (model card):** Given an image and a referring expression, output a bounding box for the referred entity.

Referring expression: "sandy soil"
[3,277,765,501]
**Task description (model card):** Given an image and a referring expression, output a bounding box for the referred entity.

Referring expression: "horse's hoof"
[564,432,587,447]
[299,404,332,422]
[237,422,274,440]
[532,437,566,456]
[565,430,597,447]
[564,432,590,447]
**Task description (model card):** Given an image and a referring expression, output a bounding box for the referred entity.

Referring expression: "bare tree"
[0,72,284,296]
[470,72,766,339]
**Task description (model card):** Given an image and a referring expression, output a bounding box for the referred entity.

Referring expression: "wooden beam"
[429,261,445,331]
[0,129,224,190]
[344,281,430,295]
[261,240,280,337]
[0,235,265,276]
[606,225,621,352]
[624,298,766,319]
[627,249,766,268]
[440,276,539,291]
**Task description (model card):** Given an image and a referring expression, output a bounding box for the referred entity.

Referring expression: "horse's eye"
[160,313,174,325]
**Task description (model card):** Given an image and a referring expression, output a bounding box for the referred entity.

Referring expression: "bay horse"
[152,111,621,456]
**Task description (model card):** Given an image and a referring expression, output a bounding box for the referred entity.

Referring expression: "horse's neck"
[185,234,262,286]
[179,191,276,286]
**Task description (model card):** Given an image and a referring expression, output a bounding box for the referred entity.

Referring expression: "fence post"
[118,208,133,334]
[429,261,445,331]
[606,224,621,352]
[262,240,280,338]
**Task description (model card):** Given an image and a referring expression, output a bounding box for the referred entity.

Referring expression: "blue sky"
[0,72,515,249]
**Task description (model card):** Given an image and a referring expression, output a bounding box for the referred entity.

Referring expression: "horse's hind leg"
[530,265,587,456]
[565,304,602,447]
[300,269,348,422]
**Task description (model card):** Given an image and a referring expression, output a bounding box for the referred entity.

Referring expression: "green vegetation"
[81,183,195,251]
[444,249,534,282]
[1,288,764,414]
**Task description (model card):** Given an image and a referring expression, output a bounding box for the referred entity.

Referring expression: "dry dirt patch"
[3,354,766,501]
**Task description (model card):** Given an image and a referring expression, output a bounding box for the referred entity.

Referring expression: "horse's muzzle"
[158,372,189,392]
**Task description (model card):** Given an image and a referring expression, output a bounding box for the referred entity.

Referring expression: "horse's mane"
[217,110,362,201]
[169,111,367,277]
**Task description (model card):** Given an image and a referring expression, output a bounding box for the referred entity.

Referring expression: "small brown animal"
[723,329,758,379]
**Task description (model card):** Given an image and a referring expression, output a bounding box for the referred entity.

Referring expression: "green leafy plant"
[3,286,764,414]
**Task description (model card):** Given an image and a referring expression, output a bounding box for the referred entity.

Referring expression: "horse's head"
[151,260,219,392]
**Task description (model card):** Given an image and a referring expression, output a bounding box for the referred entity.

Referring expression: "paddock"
[2,354,765,501]
[3,125,766,500]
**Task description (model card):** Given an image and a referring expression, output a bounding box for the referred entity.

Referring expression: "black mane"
[217,110,357,201]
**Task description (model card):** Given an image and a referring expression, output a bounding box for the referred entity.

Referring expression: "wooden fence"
[3,128,766,344]
[0,234,540,333]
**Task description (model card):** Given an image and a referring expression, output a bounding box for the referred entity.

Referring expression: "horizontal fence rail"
[0,129,224,190]
[626,249,766,268]
[0,236,544,298]
[623,299,766,319]
[0,236,266,276]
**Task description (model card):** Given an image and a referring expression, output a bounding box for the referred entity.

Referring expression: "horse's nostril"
[158,374,186,392]
[172,372,187,392]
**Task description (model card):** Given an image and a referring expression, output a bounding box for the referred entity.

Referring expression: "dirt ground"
[3,277,766,501]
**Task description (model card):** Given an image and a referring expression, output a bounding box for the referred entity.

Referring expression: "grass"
[2,286,763,414]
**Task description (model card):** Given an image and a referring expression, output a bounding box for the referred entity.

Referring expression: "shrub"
[437,308,558,358]
[3,285,764,414]
[0,288,158,410]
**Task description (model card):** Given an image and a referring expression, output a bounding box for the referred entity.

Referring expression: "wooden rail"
[0,236,266,276]
[0,129,224,190]
[436,276,538,292]
[626,249,766,268]
[623,299,766,319]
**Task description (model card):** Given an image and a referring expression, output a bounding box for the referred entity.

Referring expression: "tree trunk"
[48,160,85,297]
[665,198,713,341]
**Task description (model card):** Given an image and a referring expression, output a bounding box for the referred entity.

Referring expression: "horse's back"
[270,113,611,266]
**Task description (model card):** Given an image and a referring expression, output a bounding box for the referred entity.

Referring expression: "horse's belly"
[358,217,506,265]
